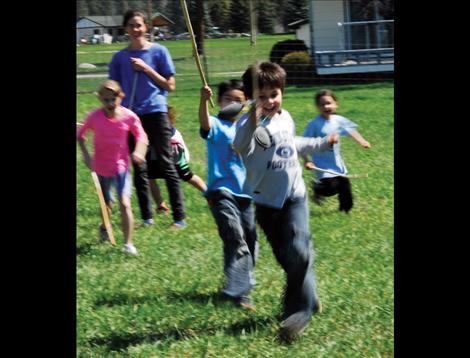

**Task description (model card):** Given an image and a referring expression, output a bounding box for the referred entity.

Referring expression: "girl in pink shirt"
[78,80,148,255]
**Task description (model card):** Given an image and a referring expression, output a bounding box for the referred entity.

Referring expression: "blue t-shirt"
[200,116,250,198]
[302,114,357,179]
[109,44,175,115]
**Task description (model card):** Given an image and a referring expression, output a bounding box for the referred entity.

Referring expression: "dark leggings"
[313,176,353,212]
[128,112,185,222]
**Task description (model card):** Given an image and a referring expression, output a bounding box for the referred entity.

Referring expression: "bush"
[280,51,316,85]
[269,39,309,64]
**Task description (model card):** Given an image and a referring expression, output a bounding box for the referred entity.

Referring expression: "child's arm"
[199,86,212,131]
[132,140,148,164]
[129,115,149,164]
[77,119,92,170]
[347,129,371,148]
[78,139,92,170]
[302,155,315,170]
[295,133,339,158]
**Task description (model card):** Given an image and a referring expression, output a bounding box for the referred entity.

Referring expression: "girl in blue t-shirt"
[109,9,186,229]
[302,89,371,212]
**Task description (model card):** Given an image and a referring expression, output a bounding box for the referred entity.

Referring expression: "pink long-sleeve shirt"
[77,106,148,176]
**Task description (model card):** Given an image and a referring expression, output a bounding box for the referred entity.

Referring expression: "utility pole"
[249,0,257,46]
[147,0,154,42]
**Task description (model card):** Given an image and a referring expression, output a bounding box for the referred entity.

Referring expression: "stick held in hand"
[179,0,214,108]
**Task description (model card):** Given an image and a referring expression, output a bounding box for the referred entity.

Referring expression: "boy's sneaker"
[170,220,187,229]
[156,202,170,215]
[143,218,154,226]
[279,311,311,343]
[99,225,109,242]
[122,244,138,255]
[221,293,256,312]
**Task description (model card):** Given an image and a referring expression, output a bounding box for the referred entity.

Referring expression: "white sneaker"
[122,244,138,255]
[143,219,154,226]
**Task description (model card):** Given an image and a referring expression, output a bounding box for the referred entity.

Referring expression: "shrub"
[269,39,309,64]
[280,51,316,85]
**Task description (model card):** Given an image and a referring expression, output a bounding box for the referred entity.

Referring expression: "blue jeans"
[255,195,319,320]
[98,171,132,205]
[207,190,258,300]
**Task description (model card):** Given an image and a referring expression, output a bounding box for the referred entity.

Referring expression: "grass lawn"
[77,35,393,357]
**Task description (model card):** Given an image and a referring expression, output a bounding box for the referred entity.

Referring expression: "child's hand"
[361,140,371,149]
[304,161,315,170]
[84,156,92,170]
[327,133,339,144]
[131,152,146,165]
[200,86,213,101]
[130,57,150,72]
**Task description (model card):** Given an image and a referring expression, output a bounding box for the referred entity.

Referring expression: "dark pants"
[128,112,185,222]
[207,190,258,300]
[313,176,353,212]
[255,196,320,320]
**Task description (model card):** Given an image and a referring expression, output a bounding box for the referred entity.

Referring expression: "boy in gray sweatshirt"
[233,62,338,343]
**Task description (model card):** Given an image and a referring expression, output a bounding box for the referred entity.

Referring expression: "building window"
[345,0,394,50]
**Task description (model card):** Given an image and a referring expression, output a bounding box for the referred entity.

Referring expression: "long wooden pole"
[91,171,116,245]
[179,0,214,107]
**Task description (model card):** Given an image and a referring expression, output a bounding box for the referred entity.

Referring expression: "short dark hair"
[242,62,286,99]
[217,79,245,102]
[315,89,338,105]
[123,9,149,28]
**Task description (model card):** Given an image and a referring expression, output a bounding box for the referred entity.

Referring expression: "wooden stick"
[179,0,215,108]
[128,71,138,110]
[309,165,368,179]
[90,171,116,245]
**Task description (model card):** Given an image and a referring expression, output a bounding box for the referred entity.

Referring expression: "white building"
[289,0,394,75]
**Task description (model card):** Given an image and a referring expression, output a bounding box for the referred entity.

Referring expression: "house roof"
[287,18,309,29]
[151,12,174,26]
[77,13,174,28]
[78,16,123,27]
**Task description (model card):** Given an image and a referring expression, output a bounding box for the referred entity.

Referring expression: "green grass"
[77,36,393,357]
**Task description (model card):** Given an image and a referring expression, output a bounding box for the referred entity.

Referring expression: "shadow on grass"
[89,289,278,352]
[87,315,276,353]
[76,242,95,256]
[94,292,161,307]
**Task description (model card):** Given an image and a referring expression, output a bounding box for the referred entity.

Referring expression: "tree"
[228,0,250,33]
[257,0,275,34]
[166,0,186,33]
[77,0,89,18]
[282,0,308,29]
[207,0,231,32]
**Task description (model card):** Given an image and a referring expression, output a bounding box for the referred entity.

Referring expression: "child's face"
[257,86,282,118]
[316,95,338,118]
[218,89,246,110]
[125,16,147,40]
[99,89,122,113]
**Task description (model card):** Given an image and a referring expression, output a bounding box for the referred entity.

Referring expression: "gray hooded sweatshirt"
[233,109,332,209]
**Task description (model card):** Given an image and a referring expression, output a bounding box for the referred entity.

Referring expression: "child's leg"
[207,190,256,302]
[128,133,153,221]
[313,177,338,198]
[97,175,114,232]
[239,198,258,270]
[116,171,135,246]
[188,174,208,193]
[119,195,134,245]
[337,177,353,212]
[149,179,164,207]
[256,197,320,319]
